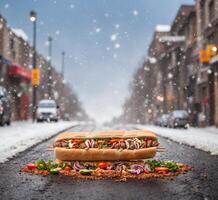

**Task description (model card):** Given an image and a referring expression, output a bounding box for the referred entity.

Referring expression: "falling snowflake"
[114,43,120,49]
[47,56,51,61]
[133,10,138,16]
[207,69,212,74]
[110,33,118,41]
[104,13,109,18]
[70,4,75,9]
[44,41,49,46]
[167,73,173,79]
[113,54,118,58]
[106,47,110,51]
[95,28,101,33]
[115,24,120,29]
[55,30,60,35]
[4,4,9,9]
[144,67,150,71]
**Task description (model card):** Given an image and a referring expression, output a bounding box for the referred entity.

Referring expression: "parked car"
[0,86,11,126]
[168,110,189,129]
[36,99,59,122]
[160,114,170,127]
[155,117,162,126]
[63,113,71,121]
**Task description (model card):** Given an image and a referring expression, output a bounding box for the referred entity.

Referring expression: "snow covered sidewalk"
[0,121,78,163]
[135,125,218,155]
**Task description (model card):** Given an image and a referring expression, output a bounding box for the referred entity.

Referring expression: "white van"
[36,99,59,122]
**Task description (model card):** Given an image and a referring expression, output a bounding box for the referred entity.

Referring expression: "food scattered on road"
[21,159,189,181]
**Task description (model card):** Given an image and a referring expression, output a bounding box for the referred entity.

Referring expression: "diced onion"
[73,161,85,171]
[125,140,130,149]
[85,140,90,148]
[129,164,144,174]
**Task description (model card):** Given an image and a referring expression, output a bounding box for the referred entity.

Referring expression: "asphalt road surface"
[0,124,218,200]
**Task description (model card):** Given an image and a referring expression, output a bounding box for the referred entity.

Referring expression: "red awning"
[8,64,31,81]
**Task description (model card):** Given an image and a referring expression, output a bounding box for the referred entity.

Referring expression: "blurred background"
[0,0,217,128]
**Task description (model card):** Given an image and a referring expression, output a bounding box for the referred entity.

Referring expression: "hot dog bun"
[54,130,158,161]
[54,147,157,161]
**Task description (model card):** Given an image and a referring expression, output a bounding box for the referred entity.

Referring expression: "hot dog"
[54,130,159,161]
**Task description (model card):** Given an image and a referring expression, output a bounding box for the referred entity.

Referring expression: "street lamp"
[61,51,65,78]
[212,46,217,52]
[30,11,36,22]
[29,10,37,122]
[61,51,65,119]
[48,36,52,99]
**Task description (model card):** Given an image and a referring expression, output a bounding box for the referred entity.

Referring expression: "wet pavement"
[0,124,218,200]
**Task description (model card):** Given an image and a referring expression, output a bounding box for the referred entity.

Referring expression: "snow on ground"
[0,121,78,163]
[135,125,218,155]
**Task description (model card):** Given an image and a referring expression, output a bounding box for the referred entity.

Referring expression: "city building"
[196,0,218,126]
[0,14,86,121]
[0,15,31,120]
[148,25,171,117]
[120,1,218,127]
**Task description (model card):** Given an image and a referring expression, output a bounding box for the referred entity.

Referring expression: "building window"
[10,38,14,50]
[209,0,215,23]
[200,0,205,29]
[208,33,214,44]
[12,51,16,60]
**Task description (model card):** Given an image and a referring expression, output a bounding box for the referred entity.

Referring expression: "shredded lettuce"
[145,160,179,172]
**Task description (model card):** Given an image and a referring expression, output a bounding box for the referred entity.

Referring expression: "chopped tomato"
[98,162,108,170]
[108,139,119,144]
[108,139,125,144]
[72,139,83,144]
[154,167,169,174]
[27,163,37,170]
[144,170,150,174]
[64,166,72,171]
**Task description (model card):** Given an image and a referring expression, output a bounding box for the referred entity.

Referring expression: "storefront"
[0,54,12,86]
[8,63,31,120]
[210,55,218,127]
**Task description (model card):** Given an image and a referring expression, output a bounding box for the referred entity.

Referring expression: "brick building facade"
[147,2,218,126]
[120,1,218,127]
[0,14,86,121]
[195,0,218,126]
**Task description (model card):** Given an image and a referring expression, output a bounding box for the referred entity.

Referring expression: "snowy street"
[0,121,79,163]
[1,0,218,199]
[0,124,218,200]
[134,125,218,155]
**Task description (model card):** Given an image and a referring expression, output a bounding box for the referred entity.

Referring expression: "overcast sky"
[0,0,194,123]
